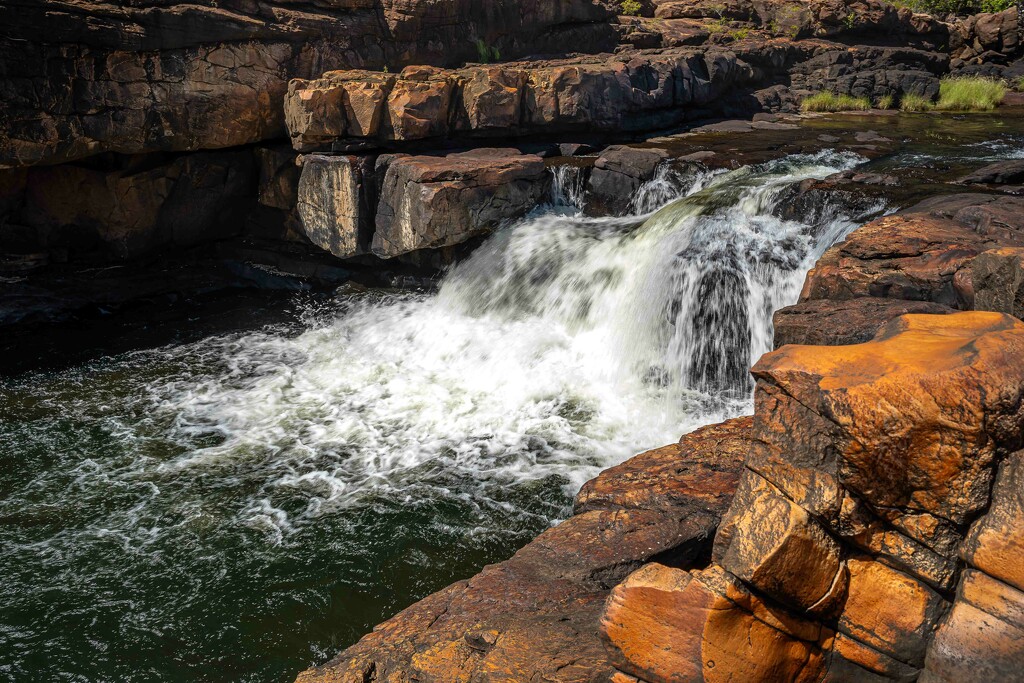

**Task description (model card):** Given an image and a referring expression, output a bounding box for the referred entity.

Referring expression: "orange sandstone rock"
[962,450,1024,593]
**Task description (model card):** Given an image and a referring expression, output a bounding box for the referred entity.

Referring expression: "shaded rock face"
[972,247,1024,321]
[296,417,751,683]
[372,148,546,258]
[0,0,618,168]
[1,151,256,259]
[602,311,1024,683]
[957,159,1024,186]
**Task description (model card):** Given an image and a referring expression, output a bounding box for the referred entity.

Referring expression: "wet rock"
[972,247,1024,320]
[772,297,956,348]
[372,148,545,258]
[575,416,751,514]
[296,155,374,259]
[957,160,1024,186]
[298,418,751,682]
[802,194,1024,309]
[585,146,669,216]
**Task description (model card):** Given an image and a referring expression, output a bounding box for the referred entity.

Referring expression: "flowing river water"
[0,147,925,682]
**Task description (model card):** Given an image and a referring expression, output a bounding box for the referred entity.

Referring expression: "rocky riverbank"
[5,1,1024,681]
[295,176,1024,683]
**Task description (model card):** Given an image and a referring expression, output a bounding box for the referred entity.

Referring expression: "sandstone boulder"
[802,195,1024,308]
[372,148,546,258]
[296,155,374,259]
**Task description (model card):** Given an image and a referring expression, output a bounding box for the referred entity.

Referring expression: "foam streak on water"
[0,150,870,682]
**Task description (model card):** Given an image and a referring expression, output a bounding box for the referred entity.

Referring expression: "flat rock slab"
[773,297,956,348]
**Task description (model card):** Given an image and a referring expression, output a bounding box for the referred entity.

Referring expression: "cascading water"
[0,150,874,682]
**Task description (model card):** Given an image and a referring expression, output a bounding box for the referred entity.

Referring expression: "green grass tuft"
[800,92,872,112]
[935,77,1006,111]
[899,92,935,112]
[876,94,895,110]
[620,0,643,16]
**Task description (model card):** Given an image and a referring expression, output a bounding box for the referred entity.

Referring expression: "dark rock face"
[972,247,1024,321]
[585,146,670,216]
[773,297,956,348]
[1,151,256,259]
[295,417,751,683]
[0,0,619,168]
[789,45,948,102]
[373,149,546,258]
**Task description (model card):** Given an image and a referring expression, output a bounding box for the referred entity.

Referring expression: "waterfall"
[0,148,880,682]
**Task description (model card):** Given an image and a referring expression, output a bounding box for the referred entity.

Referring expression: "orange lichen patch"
[838,559,945,667]
[752,312,1024,527]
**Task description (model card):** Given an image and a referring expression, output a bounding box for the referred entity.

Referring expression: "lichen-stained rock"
[296,155,374,259]
[772,298,956,349]
[921,570,1024,683]
[801,195,1024,308]
[372,148,546,258]
[575,416,752,514]
[751,312,1024,536]
[600,563,828,683]
[972,248,1024,322]
[838,558,946,668]
[454,67,528,132]
[385,67,456,141]
[961,451,1024,593]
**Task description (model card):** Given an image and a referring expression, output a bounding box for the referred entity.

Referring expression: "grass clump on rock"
[935,77,1006,111]
[900,92,935,111]
[876,94,896,109]
[801,92,872,112]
